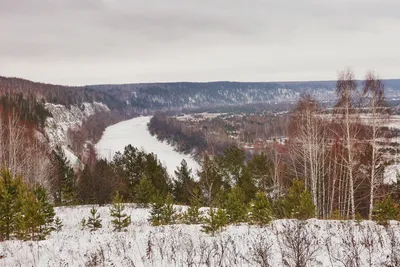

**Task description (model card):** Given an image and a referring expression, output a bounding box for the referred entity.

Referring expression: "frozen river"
[95,116,200,178]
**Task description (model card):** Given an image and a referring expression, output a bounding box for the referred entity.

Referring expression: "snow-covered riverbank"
[95,116,200,178]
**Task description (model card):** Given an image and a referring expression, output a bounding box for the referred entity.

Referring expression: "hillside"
[1,204,399,267]
[88,80,400,111]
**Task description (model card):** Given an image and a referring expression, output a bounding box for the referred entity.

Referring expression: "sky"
[0,0,399,86]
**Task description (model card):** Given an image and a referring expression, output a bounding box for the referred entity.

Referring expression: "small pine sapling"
[249,191,273,226]
[54,217,63,232]
[373,195,399,226]
[148,193,164,226]
[201,206,228,236]
[110,191,131,231]
[185,187,202,224]
[86,207,102,231]
[225,186,247,224]
[34,186,56,239]
[161,193,176,225]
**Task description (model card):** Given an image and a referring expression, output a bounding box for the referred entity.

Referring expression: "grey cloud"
[0,0,399,85]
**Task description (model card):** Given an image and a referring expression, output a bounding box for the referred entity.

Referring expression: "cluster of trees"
[0,167,61,241]
[0,93,52,128]
[148,110,291,159]
[0,76,124,109]
[148,112,209,155]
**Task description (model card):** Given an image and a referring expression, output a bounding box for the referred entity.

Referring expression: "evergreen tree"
[282,180,315,220]
[135,174,156,207]
[54,217,63,232]
[201,206,228,236]
[51,146,76,205]
[173,160,195,204]
[148,193,165,226]
[373,195,399,225]
[86,207,102,231]
[110,191,131,231]
[0,168,23,240]
[161,193,176,225]
[248,153,274,192]
[17,189,42,240]
[34,186,56,240]
[249,191,273,226]
[225,186,247,224]
[185,187,202,224]
[198,154,224,206]
[237,166,257,203]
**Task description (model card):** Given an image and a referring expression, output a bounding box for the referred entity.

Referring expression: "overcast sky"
[0,0,399,85]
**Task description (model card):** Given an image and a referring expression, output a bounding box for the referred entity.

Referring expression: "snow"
[95,116,201,179]
[1,205,400,266]
[44,102,109,149]
[384,164,400,185]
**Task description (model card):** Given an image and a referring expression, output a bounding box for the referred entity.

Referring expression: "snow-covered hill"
[96,116,200,178]
[1,205,399,266]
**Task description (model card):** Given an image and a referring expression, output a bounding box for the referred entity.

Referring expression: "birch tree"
[363,71,389,220]
[334,69,360,220]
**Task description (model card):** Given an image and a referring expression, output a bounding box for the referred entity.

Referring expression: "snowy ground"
[95,116,200,179]
[1,205,400,267]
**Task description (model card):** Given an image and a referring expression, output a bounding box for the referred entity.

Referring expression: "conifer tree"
[161,193,176,225]
[51,146,76,205]
[373,196,399,225]
[17,190,42,240]
[282,180,315,220]
[249,191,273,226]
[225,186,247,224]
[54,217,63,232]
[135,174,156,207]
[185,187,202,224]
[86,207,102,231]
[0,168,23,240]
[173,160,194,204]
[148,193,165,226]
[201,206,228,236]
[34,186,56,239]
[110,191,131,231]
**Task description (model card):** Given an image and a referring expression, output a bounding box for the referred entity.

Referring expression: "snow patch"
[384,164,400,185]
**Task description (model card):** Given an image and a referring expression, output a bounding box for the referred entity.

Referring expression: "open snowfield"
[95,116,200,178]
[1,205,400,266]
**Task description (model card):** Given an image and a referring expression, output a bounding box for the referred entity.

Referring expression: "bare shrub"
[274,220,319,267]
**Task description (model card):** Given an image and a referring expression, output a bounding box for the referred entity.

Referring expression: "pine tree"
[201,206,228,236]
[34,186,56,240]
[173,160,194,204]
[282,180,315,220]
[161,193,176,225]
[86,207,102,231]
[51,146,76,205]
[17,189,43,240]
[135,174,156,207]
[225,186,247,224]
[249,191,273,226]
[110,191,131,231]
[373,196,399,225]
[54,217,63,232]
[185,187,202,224]
[148,193,164,226]
[0,168,23,240]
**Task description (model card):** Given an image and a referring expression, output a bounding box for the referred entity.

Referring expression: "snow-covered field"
[95,116,200,178]
[1,205,400,267]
